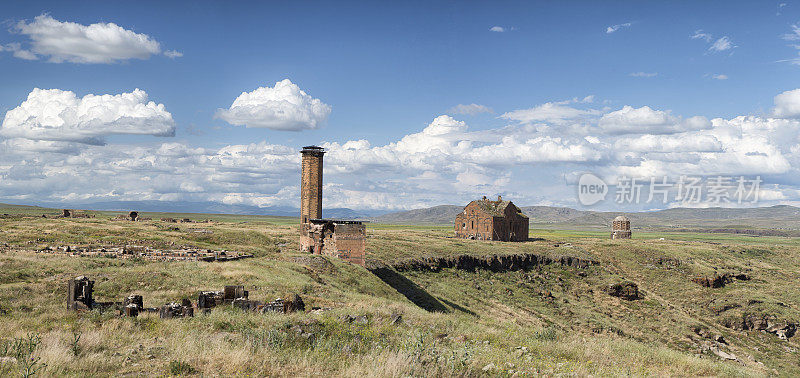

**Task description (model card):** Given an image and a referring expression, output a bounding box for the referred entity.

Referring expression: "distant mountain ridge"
[370,204,800,228]
[0,200,384,220]
[3,199,800,229]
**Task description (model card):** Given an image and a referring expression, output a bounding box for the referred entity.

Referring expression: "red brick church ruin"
[454,196,529,241]
[299,146,367,266]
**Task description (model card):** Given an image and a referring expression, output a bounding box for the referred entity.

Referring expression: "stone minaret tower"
[300,146,325,225]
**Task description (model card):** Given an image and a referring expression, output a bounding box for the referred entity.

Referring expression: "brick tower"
[300,146,325,225]
[298,145,367,266]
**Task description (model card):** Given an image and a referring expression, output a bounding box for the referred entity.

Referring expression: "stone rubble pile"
[67,277,304,319]
[38,245,253,262]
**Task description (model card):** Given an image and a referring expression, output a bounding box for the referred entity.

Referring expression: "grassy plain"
[0,205,796,376]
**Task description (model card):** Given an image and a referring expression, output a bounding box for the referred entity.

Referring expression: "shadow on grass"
[368,267,449,313]
[440,298,477,316]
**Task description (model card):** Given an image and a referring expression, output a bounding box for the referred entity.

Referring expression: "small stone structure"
[454,196,529,241]
[67,276,94,310]
[129,211,139,221]
[299,146,366,266]
[611,215,632,239]
[63,209,72,218]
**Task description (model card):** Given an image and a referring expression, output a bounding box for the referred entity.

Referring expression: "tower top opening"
[301,146,325,155]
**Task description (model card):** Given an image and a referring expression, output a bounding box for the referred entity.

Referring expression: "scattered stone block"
[123,245,146,255]
[124,295,143,307]
[68,276,94,310]
[232,298,251,311]
[263,299,285,313]
[692,273,750,288]
[224,285,248,303]
[767,323,797,340]
[124,304,139,317]
[198,291,224,310]
[159,302,194,319]
[288,294,305,312]
[606,281,641,300]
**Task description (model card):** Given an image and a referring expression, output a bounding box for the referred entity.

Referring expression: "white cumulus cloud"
[489,26,506,32]
[448,103,493,115]
[501,102,600,124]
[772,88,800,118]
[215,79,331,131]
[5,88,800,211]
[599,105,711,134]
[9,14,164,63]
[1,43,37,60]
[0,88,175,145]
[613,134,723,153]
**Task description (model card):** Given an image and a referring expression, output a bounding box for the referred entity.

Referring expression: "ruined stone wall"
[454,212,467,237]
[301,221,365,266]
[512,216,529,241]
[612,219,630,231]
[504,205,529,242]
[300,222,329,254]
[329,223,366,266]
[454,202,494,240]
[611,230,632,239]
[492,217,509,241]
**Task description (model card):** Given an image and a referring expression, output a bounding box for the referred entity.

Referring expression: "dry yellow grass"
[0,213,789,376]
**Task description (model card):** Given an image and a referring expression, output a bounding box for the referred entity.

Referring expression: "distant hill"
[370,204,800,229]
[4,200,800,229]
[367,205,464,224]
[0,200,384,220]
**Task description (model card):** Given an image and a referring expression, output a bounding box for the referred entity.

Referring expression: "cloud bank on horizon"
[2,84,800,211]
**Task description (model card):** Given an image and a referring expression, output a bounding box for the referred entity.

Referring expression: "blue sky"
[1,1,800,212]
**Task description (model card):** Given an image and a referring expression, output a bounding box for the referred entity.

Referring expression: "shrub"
[168,360,196,375]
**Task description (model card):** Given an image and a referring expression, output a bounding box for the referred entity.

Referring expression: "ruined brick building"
[611,215,632,239]
[454,196,529,241]
[299,146,366,266]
